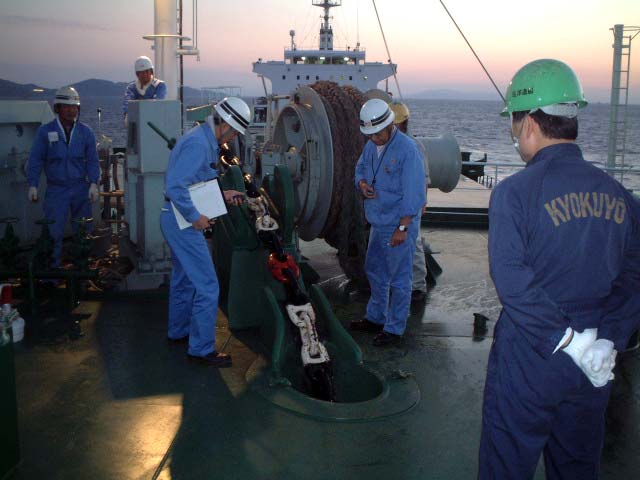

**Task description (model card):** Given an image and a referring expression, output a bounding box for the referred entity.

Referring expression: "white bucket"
[12,315,24,343]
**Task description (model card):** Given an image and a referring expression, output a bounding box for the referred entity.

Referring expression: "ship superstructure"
[252,0,396,94]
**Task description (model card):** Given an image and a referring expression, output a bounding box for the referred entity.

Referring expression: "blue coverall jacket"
[28,117,100,189]
[160,121,222,357]
[479,142,640,479]
[354,129,426,334]
[122,78,167,115]
[27,117,100,266]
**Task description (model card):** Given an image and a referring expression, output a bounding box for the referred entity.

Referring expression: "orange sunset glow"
[1,0,638,102]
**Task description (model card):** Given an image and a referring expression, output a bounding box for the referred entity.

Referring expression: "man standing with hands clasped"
[479,59,640,479]
[27,86,100,268]
[351,99,426,347]
[161,97,250,367]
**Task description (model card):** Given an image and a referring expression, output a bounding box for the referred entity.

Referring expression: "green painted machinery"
[211,164,420,420]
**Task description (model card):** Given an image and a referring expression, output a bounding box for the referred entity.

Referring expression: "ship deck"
[7,210,640,479]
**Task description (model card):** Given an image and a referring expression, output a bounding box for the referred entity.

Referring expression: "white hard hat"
[54,86,81,106]
[135,56,154,72]
[360,98,395,135]
[214,97,251,135]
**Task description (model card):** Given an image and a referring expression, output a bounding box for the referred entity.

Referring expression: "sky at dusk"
[1,0,639,103]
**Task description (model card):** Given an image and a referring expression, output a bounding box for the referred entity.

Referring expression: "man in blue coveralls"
[161,97,249,367]
[122,55,167,121]
[351,98,426,346]
[479,59,640,479]
[27,86,100,267]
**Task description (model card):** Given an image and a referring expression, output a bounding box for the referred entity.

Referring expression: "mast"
[606,24,639,181]
[143,0,200,104]
[312,0,341,51]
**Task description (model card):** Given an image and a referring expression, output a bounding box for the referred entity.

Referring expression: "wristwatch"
[397,225,407,232]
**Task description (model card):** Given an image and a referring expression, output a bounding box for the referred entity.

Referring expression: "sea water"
[78,96,640,190]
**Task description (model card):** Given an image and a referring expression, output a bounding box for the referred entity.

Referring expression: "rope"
[439,0,506,104]
[371,0,403,100]
[310,81,368,282]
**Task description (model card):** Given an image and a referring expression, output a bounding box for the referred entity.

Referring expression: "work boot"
[411,290,427,303]
[350,318,383,332]
[373,331,402,347]
[187,351,232,367]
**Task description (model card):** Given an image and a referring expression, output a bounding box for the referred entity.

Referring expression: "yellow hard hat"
[389,101,410,124]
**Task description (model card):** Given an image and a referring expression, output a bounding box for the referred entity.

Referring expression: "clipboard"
[171,178,228,230]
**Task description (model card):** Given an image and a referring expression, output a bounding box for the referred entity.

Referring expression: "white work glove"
[580,339,616,387]
[562,328,597,371]
[89,183,99,202]
[28,186,38,202]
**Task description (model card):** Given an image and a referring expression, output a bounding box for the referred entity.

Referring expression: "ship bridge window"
[316,75,319,80]
[306,75,310,80]
[253,107,267,123]
[297,75,300,80]
[349,76,352,80]
[282,75,286,80]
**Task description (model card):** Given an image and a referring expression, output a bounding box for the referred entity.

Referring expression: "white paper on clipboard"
[171,178,228,230]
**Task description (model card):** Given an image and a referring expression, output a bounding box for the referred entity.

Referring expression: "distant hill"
[73,78,129,97]
[0,78,55,99]
[0,78,202,99]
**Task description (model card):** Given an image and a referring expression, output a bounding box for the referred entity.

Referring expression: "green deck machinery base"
[211,165,419,421]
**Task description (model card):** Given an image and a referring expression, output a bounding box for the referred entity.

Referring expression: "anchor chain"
[244,174,336,401]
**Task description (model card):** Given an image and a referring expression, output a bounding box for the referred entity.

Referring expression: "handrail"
[460,160,640,190]
[462,160,640,174]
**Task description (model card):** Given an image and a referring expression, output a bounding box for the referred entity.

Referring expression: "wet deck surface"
[7,226,640,479]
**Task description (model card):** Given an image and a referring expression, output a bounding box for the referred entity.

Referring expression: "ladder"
[607,25,639,183]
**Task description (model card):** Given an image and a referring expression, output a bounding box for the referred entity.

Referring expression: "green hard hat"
[501,59,587,117]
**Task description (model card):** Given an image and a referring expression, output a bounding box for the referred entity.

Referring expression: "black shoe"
[167,335,189,344]
[188,351,232,367]
[411,290,427,303]
[350,318,383,332]
[373,331,402,347]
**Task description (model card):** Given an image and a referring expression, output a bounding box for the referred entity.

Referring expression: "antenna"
[290,30,297,50]
[312,0,341,50]
[356,0,360,48]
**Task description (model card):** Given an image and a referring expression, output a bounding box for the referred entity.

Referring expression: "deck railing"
[461,161,640,193]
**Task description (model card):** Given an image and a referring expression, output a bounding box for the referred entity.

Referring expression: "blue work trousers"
[479,317,613,479]
[44,182,92,267]
[161,209,220,357]
[365,223,418,335]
